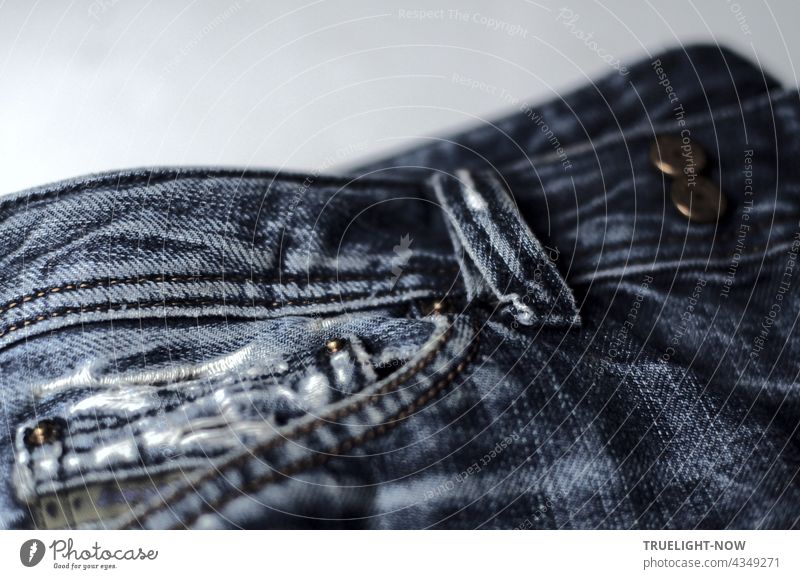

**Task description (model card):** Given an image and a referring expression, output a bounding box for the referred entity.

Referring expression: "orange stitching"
[117,319,458,529]
[175,332,480,529]
[0,268,459,320]
[0,287,463,339]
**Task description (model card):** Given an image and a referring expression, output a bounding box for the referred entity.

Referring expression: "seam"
[0,267,458,322]
[117,318,458,529]
[1,167,421,215]
[0,290,458,340]
[175,331,480,529]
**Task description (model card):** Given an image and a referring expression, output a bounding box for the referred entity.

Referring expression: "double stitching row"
[175,331,481,529]
[117,318,460,528]
[0,267,459,322]
[0,289,454,340]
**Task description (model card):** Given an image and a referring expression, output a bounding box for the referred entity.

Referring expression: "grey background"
[0,0,796,195]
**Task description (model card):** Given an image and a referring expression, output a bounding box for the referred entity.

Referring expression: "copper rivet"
[650,135,707,177]
[26,420,60,447]
[424,301,445,316]
[325,338,345,353]
[670,176,727,223]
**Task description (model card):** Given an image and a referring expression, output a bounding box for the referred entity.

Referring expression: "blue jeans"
[2,44,799,529]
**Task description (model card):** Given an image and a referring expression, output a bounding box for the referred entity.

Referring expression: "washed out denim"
[2,45,799,529]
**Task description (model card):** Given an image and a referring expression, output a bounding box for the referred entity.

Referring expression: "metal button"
[25,419,62,447]
[671,176,727,223]
[650,135,707,177]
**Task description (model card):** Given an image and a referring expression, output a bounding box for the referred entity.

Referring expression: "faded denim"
[2,45,799,529]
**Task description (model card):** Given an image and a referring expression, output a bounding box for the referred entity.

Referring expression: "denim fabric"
[2,45,799,529]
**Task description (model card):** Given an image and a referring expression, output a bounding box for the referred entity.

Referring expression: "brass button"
[25,419,62,447]
[650,135,707,177]
[671,176,727,223]
[325,338,346,353]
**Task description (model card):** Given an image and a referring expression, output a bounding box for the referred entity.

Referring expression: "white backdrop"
[0,0,796,195]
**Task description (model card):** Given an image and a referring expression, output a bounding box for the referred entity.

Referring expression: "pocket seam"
[176,330,480,529]
[114,315,461,528]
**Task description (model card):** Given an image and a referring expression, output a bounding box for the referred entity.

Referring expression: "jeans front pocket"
[10,306,471,529]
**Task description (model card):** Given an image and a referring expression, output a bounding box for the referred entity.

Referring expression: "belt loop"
[427,169,579,327]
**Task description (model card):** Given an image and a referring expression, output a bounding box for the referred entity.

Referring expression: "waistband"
[0,46,797,375]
